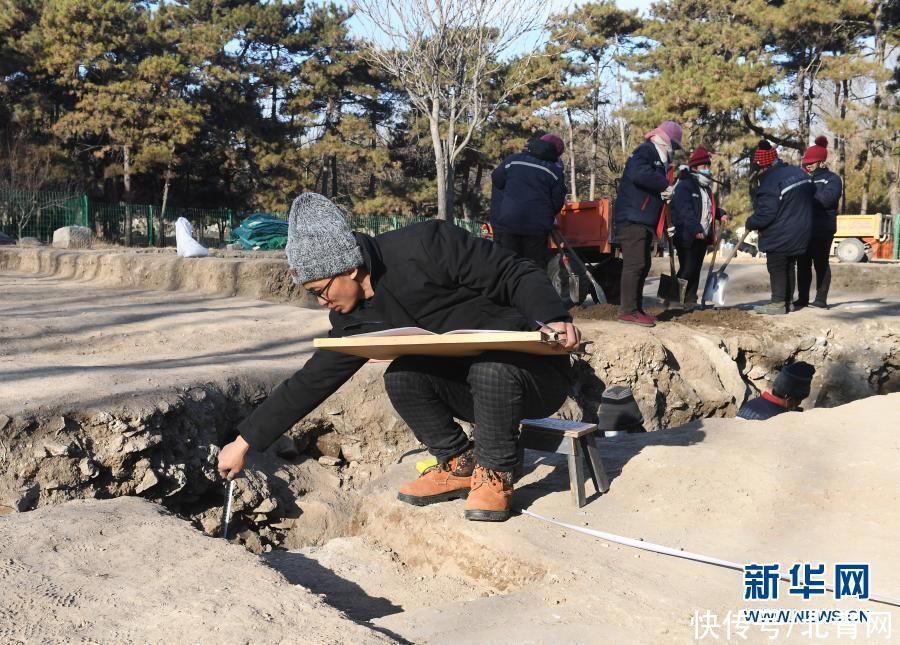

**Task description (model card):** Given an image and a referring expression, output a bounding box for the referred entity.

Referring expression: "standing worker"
[217,193,581,523]
[670,146,728,308]
[490,134,567,267]
[744,140,814,315]
[614,120,682,326]
[795,137,843,309]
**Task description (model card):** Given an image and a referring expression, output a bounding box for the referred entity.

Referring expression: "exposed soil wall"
[0,247,312,305]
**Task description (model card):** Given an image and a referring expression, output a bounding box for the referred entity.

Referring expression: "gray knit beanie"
[285,192,363,284]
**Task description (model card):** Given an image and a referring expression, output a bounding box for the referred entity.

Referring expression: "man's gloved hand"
[667,226,676,239]
[660,186,675,202]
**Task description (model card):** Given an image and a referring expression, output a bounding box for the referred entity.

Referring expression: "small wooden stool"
[517,418,610,508]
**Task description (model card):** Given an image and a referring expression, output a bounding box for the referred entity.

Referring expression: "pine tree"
[553,1,641,200]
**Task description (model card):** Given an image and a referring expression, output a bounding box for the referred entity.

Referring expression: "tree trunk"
[797,63,808,146]
[445,162,456,222]
[316,154,329,195]
[460,164,471,219]
[589,57,601,201]
[367,115,377,198]
[838,81,848,214]
[860,148,872,215]
[566,107,578,202]
[271,83,277,121]
[887,150,900,215]
[330,155,338,199]
[614,35,626,157]
[429,102,451,220]
[158,161,173,248]
[123,144,133,246]
[874,0,900,214]
[471,163,483,217]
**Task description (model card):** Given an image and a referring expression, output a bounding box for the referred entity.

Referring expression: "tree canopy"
[1,0,897,221]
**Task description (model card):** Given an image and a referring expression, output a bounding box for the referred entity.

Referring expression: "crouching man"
[217,193,580,522]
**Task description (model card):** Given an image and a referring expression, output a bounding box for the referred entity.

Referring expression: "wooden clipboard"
[314,330,571,360]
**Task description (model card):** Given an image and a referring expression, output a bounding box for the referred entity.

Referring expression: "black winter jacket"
[490,147,566,235]
[670,172,724,244]
[614,141,669,232]
[238,220,572,451]
[737,394,789,421]
[809,168,842,236]
[745,160,814,256]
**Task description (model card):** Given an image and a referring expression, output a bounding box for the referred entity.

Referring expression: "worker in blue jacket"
[490,134,567,267]
[614,120,682,327]
[670,146,728,308]
[795,136,843,309]
[745,140,814,315]
[737,362,815,420]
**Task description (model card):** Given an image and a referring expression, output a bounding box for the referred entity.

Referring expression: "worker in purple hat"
[614,120,682,327]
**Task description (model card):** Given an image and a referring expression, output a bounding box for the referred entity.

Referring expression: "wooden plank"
[314,331,571,361]
[520,417,597,438]
[567,438,586,508]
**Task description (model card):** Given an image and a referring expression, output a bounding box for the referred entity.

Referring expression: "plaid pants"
[384,351,573,471]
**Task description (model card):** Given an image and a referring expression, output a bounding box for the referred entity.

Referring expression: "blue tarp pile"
[230,213,288,250]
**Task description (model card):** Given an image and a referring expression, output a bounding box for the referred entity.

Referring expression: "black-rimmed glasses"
[306,274,338,301]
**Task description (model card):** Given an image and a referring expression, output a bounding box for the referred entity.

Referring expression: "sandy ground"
[0,496,392,644]
[0,271,330,415]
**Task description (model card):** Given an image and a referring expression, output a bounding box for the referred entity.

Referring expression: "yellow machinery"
[833,214,895,262]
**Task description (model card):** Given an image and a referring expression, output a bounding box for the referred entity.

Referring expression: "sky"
[543,0,653,12]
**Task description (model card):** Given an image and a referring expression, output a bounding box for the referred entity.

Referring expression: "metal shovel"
[656,206,687,304]
[700,237,721,309]
[702,230,750,307]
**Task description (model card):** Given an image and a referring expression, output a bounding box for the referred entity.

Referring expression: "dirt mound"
[572,303,620,321]
[0,246,315,305]
[0,496,392,644]
[655,306,773,332]
[574,303,773,333]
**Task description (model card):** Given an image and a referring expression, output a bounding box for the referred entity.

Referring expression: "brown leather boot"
[397,448,474,506]
[464,465,514,522]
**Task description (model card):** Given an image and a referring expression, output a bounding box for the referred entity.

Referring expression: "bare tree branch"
[354,0,551,218]
[741,113,804,151]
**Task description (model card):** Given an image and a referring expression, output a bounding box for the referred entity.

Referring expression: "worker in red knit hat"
[796,136,843,309]
[745,140,815,315]
[669,146,728,308]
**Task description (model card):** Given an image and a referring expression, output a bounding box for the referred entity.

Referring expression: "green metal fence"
[0,188,487,247]
[87,201,234,247]
[345,214,487,239]
[0,189,87,241]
